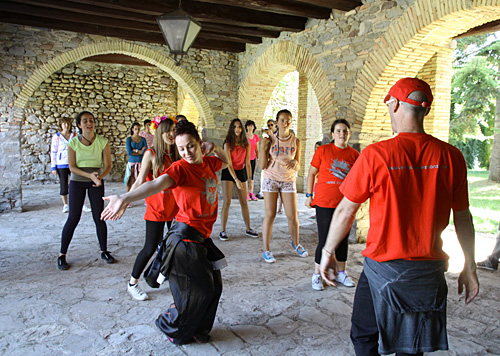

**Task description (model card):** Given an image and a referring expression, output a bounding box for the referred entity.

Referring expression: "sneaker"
[292,243,308,258]
[250,193,258,201]
[58,255,69,270]
[335,272,356,287]
[101,251,116,264]
[128,283,148,301]
[82,204,92,212]
[477,259,498,271]
[312,273,324,291]
[193,333,211,344]
[263,251,276,263]
[256,192,264,199]
[219,231,228,241]
[62,204,69,213]
[245,229,259,238]
[247,193,251,201]
[309,214,316,219]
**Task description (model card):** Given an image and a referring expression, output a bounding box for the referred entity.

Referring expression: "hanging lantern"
[157,9,202,66]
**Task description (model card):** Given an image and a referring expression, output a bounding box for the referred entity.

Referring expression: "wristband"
[306,193,313,198]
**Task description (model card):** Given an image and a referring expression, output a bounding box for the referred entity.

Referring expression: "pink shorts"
[261,177,296,193]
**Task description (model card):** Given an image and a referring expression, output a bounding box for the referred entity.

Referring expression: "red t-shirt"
[311,143,359,208]
[340,133,469,262]
[144,150,179,222]
[248,134,260,161]
[230,145,247,170]
[166,155,223,238]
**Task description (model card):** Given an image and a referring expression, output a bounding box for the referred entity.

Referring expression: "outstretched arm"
[454,208,479,304]
[101,173,175,221]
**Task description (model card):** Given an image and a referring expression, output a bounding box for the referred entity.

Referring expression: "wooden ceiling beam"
[292,0,362,12]
[0,1,159,32]
[454,20,500,39]
[67,0,307,32]
[202,31,262,44]
[0,13,246,52]
[192,0,331,19]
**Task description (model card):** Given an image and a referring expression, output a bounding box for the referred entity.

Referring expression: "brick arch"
[352,0,500,146]
[239,40,334,128]
[13,41,214,128]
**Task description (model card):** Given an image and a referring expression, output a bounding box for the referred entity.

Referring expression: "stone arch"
[13,40,214,128]
[352,0,500,146]
[238,40,335,129]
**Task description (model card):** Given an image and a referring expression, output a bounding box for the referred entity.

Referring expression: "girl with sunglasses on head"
[259,109,308,263]
[126,117,179,301]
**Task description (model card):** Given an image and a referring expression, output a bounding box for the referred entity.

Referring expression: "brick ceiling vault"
[13,41,215,128]
[238,40,335,128]
[352,0,500,146]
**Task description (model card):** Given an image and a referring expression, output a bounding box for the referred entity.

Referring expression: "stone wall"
[22,61,177,183]
[0,23,238,211]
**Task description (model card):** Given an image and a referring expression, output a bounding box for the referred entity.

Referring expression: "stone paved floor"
[0,182,499,356]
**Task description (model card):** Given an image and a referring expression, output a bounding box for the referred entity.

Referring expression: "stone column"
[296,72,308,192]
[417,46,453,142]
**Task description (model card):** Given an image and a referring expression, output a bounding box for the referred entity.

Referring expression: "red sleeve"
[451,150,469,211]
[165,160,185,189]
[206,155,223,173]
[339,151,372,204]
[310,146,322,169]
[256,135,260,143]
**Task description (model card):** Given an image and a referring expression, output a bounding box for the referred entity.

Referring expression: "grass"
[464,170,500,234]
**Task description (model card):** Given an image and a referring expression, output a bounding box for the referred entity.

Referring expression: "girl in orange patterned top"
[127,118,179,301]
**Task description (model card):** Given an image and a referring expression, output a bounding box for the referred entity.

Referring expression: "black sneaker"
[477,259,498,271]
[58,255,69,270]
[101,251,116,264]
[219,231,228,241]
[245,229,259,238]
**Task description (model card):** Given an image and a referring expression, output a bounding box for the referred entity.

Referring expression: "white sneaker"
[312,273,324,291]
[62,204,69,213]
[335,272,356,287]
[82,204,92,213]
[128,283,148,301]
[263,251,276,263]
[292,243,309,258]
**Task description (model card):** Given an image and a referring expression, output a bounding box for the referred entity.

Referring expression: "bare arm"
[259,137,271,170]
[320,197,360,286]
[305,165,319,209]
[245,145,251,188]
[99,142,112,179]
[130,150,154,191]
[202,142,229,170]
[101,173,175,221]
[454,208,479,304]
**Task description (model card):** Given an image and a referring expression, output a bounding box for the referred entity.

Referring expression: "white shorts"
[261,177,297,193]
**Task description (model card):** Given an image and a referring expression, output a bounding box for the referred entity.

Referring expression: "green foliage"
[451,34,499,169]
[465,170,500,234]
[263,71,299,128]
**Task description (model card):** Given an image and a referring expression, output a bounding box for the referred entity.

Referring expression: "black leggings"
[314,206,349,265]
[56,168,70,196]
[131,220,172,279]
[60,180,107,254]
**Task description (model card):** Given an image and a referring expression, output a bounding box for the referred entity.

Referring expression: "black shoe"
[193,333,211,344]
[101,251,116,264]
[477,259,498,271]
[58,255,69,270]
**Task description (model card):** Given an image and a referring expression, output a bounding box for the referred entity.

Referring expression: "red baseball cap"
[384,77,433,108]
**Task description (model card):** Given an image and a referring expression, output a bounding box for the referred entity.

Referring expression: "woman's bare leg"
[281,192,299,246]
[262,192,279,251]
[235,183,251,230]
[221,180,233,232]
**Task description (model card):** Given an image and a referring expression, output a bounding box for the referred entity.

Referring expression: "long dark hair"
[129,122,141,136]
[75,111,95,134]
[175,119,200,141]
[224,118,248,151]
[152,118,179,178]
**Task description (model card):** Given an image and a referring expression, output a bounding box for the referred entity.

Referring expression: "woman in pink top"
[219,119,259,241]
[245,120,260,201]
[259,109,308,263]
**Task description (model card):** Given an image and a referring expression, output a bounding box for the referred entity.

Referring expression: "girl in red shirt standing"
[127,117,179,301]
[101,120,229,345]
[305,119,359,290]
[245,120,260,201]
[219,118,259,240]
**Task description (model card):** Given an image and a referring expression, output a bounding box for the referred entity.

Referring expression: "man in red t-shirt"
[320,78,479,356]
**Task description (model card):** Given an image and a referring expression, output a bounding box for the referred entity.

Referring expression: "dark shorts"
[56,168,70,196]
[221,167,248,183]
[250,159,257,180]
